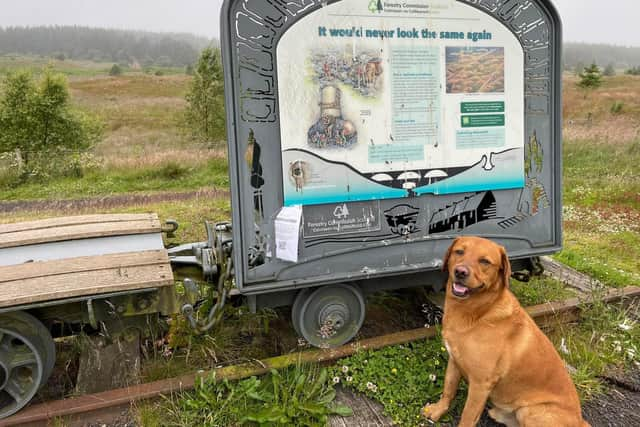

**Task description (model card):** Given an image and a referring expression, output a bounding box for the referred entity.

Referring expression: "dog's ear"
[500,245,511,289]
[442,237,459,272]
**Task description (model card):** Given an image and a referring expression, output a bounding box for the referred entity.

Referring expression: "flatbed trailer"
[0,214,181,418]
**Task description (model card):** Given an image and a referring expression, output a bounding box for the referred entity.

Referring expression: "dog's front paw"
[422,401,449,421]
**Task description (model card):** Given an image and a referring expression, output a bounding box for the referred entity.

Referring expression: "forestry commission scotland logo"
[368,0,383,13]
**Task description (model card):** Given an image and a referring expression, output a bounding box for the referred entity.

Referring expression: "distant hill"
[3,27,638,74]
[0,25,215,67]
[564,42,640,72]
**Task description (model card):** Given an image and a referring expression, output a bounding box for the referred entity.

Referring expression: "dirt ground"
[0,188,227,214]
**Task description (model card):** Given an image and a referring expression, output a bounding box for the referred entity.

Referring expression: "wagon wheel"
[0,311,56,419]
[291,287,313,337]
[292,284,365,348]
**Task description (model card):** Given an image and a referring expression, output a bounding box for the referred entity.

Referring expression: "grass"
[510,276,575,307]
[0,157,228,201]
[159,364,351,427]
[563,139,640,210]
[329,337,453,426]
[559,137,640,287]
[550,294,640,400]
[557,73,640,287]
[0,54,187,79]
[0,54,113,78]
[0,59,225,199]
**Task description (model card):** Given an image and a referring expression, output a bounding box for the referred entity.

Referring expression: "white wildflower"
[560,338,570,355]
[618,320,634,331]
[429,374,437,382]
[346,376,353,382]
[342,365,349,373]
[332,376,340,384]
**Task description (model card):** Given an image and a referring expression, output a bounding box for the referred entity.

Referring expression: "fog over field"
[1,0,640,46]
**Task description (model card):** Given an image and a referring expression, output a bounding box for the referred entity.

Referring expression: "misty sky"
[1,0,639,46]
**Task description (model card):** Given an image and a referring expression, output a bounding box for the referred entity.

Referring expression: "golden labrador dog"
[422,236,589,427]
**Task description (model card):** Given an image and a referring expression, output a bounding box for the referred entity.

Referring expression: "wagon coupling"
[168,221,235,332]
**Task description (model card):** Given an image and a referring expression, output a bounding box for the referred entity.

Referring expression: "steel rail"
[3,286,639,427]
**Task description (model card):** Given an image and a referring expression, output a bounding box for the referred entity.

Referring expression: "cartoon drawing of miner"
[307,86,357,148]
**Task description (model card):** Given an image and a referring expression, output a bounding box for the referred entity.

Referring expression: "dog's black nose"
[454,265,469,279]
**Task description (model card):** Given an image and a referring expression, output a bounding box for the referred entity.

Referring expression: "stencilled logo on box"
[303,201,381,237]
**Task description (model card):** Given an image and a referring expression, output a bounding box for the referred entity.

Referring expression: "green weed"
[162,364,351,426]
[134,402,164,427]
[563,138,640,210]
[0,157,229,201]
[555,243,639,287]
[561,135,640,286]
[142,305,280,383]
[510,276,575,306]
[610,100,624,114]
[150,161,191,180]
[550,291,640,400]
[330,336,458,426]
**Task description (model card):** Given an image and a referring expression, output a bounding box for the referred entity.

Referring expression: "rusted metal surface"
[3,286,639,426]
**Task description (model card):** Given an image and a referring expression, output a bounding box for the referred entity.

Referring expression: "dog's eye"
[454,249,464,256]
[479,258,491,266]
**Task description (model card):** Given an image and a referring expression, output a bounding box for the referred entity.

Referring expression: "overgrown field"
[0,56,223,200]
[560,73,640,287]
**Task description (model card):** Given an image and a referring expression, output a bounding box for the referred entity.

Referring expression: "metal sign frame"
[220,0,562,294]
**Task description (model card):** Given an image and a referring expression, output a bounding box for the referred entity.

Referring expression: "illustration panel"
[277,0,525,206]
[446,47,505,94]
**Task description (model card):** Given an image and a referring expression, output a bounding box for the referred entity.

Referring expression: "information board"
[278,0,525,206]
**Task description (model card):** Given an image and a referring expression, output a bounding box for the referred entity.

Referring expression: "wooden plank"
[329,387,393,427]
[540,256,604,293]
[0,264,173,308]
[0,250,169,283]
[0,214,158,234]
[0,216,161,249]
[75,333,141,395]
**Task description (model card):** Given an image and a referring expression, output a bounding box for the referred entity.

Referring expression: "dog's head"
[442,236,511,300]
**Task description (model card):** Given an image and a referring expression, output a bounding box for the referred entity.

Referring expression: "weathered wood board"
[0,214,161,249]
[0,250,173,308]
[329,387,393,427]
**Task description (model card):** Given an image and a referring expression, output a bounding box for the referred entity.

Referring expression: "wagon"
[0,214,182,417]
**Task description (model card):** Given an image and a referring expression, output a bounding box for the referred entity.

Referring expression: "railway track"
[3,283,639,427]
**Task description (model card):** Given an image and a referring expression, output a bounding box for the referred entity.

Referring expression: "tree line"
[0,26,212,67]
[564,42,640,72]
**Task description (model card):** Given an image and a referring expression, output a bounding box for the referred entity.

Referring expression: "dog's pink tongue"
[453,282,468,295]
